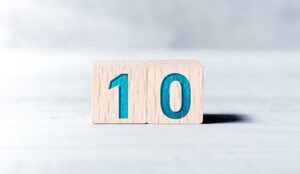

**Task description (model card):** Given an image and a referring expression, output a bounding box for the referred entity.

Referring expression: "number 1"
[109,74,128,119]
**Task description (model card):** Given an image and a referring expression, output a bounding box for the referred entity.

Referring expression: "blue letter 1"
[109,74,128,119]
[161,73,191,119]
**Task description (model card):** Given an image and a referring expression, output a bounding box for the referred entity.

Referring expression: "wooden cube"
[146,60,204,124]
[92,61,147,123]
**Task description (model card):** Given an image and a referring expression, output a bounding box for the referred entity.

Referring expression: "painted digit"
[161,73,191,119]
[109,74,128,119]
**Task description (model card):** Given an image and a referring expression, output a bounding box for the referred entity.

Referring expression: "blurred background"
[0,0,300,50]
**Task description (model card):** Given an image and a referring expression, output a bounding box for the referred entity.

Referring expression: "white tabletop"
[0,49,299,174]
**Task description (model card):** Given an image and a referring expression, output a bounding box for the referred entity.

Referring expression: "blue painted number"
[109,74,128,119]
[161,73,191,119]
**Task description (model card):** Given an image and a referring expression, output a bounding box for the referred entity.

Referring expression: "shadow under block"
[146,60,204,124]
[92,61,147,123]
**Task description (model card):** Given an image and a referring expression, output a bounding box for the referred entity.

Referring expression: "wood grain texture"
[146,60,204,123]
[92,61,147,123]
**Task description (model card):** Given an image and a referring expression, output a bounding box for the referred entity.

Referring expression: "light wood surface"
[146,60,204,123]
[92,60,203,123]
[92,61,147,123]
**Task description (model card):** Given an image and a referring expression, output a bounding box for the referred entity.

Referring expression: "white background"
[0,0,300,50]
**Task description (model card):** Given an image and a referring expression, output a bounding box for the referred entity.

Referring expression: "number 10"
[108,73,191,119]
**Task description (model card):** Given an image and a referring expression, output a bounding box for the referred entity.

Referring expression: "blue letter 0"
[161,73,191,119]
[109,74,128,119]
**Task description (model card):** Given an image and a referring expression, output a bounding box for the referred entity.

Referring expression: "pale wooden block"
[146,60,204,124]
[92,61,147,123]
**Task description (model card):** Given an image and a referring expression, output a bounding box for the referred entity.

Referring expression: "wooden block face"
[92,61,147,123]
[146,60,204,124]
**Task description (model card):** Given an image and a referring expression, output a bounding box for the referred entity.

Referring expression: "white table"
[0,49,299,174]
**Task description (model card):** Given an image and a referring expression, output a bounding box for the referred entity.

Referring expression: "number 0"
[160,73,191,119]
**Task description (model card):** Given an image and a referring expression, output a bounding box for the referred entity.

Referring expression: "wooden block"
[146,60,204,124]
[92,61,147,123]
